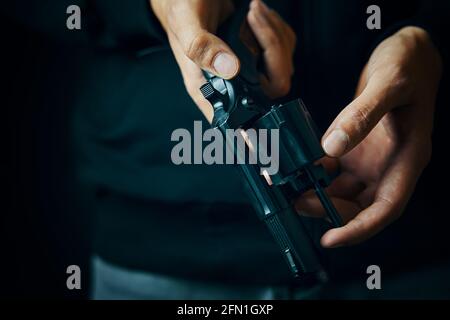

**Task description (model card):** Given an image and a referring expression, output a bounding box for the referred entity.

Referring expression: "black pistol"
[200,1,342,280]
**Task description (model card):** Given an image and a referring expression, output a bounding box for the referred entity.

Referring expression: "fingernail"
[322,129,349,157]
[213,52,238,79]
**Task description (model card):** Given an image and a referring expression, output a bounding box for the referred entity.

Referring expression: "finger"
[316,156,340,176]
[295,194,360,223]
[321,140,430,248]
[247,0,293,97]
[307,157,366,199]
[248,0,282,48]
[325,172,366,199]
[321,71,408,158]
[256,0,296,50]
[169,34,214,121]
[167,5,240,79]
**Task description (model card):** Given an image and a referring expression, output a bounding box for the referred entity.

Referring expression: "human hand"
[150,0,296,121]
[296,27,442,248]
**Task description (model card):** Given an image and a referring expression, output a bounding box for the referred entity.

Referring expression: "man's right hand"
[150,0,297,121]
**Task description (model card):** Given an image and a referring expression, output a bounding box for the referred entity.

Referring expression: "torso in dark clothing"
[62,0,450,284]
[2,0,448,298]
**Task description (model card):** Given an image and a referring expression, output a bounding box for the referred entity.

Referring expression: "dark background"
[1,1,449,299]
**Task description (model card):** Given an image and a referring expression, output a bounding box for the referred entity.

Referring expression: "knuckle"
[266,32,282,48]
[350,104,372,134]
[185,33,214,64]
[388,63,410,91]
[275,78,291,96]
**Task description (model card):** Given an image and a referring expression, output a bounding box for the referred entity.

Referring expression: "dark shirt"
[2,0,449,287]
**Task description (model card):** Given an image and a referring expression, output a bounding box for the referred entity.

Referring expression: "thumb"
[322,77,404,157]
[177,28,240,79]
